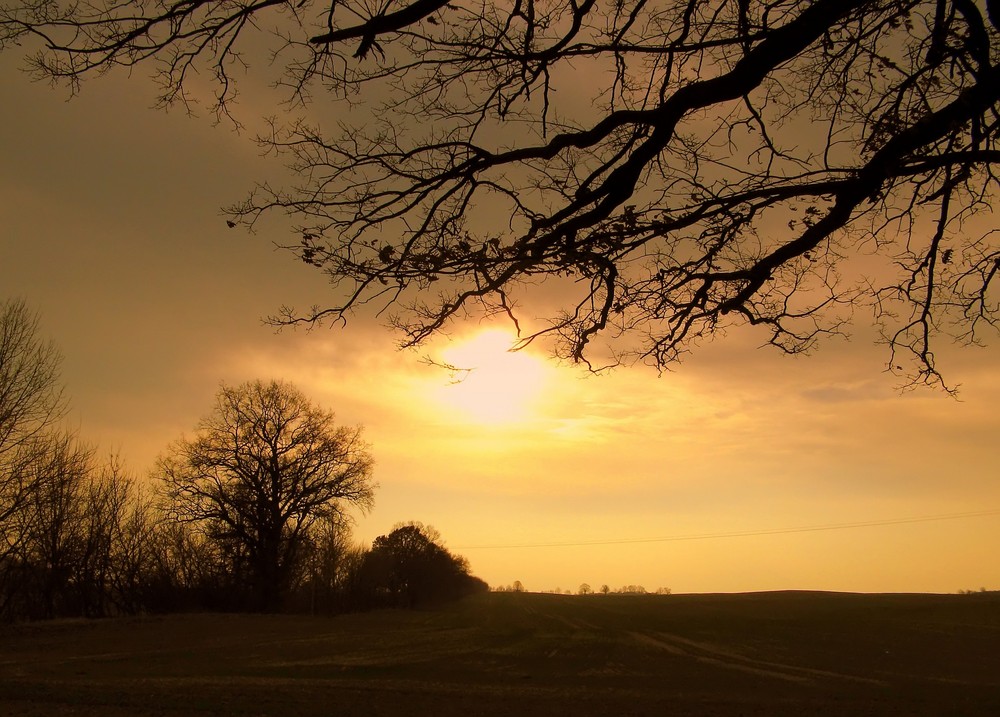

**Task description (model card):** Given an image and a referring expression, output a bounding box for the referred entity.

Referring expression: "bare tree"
[157,379,375,611]
[296,512,365,613]
[144,520,227,612]
[0,299,65,561]
[0,300,64,454]
[103,464,161,615]
[12,431,94,619]
[4,3,1000,386]
[0,301,162,619]
[72,454,148,617]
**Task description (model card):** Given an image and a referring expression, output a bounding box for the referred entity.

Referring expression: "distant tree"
[492,581,529,593]
[618,585,648,595]
[578,583,592,595]
[655,587,672,595]
[0,301,165,621]
[8,431,93,619]
[143,520,229,612]
[294,513,367,614]
[600,584,610,595]
[73,455,157,617]
[157,380,375,612]
[4,3,1000,387]
[103,469,161,615]
[360,522,486,608]
[1,434,152,620]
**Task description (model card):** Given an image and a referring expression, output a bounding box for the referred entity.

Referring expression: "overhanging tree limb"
[3,0,999,388]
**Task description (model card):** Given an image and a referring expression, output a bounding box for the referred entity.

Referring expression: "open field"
[1,591,998,716]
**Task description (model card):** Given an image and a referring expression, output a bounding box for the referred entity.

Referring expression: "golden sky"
[3,59,999,595]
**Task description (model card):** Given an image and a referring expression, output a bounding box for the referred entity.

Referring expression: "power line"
[454,508,1000,550]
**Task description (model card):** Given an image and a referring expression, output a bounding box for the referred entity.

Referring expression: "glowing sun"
[433,330,548,425]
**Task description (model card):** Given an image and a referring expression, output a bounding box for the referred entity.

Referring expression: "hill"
[1,591,998,715]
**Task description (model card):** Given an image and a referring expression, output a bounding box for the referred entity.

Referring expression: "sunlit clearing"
[433,330,549,425]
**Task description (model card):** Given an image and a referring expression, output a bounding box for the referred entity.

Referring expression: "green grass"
[2,591,998,716]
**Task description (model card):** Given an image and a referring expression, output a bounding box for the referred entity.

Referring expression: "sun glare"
[433,330,549,425]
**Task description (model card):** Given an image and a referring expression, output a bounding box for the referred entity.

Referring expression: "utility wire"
[454,508,1000,550]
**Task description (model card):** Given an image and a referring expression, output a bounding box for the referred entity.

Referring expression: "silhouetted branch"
[5,0,1000,387]
[310,0,453,58]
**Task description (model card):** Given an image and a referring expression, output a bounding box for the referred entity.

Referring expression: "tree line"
[0,299,485,622]
[495,583,672,595]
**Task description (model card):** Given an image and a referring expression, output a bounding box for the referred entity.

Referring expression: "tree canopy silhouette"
[4,1,999,387]
[157,380,375,611]
[361,522,487,607]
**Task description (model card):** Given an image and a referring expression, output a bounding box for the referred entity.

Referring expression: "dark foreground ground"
[1,591,998,716]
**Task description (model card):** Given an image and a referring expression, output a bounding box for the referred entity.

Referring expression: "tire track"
[630,631,887,686]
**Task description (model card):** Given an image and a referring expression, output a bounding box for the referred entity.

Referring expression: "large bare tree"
[0,299,65,560]
[157,379,375,611]
[3,1,999,386]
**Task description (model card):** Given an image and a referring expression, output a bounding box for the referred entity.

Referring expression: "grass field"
[1,591,998,716]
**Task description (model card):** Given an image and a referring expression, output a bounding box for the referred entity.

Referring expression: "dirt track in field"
[1,591,998,716]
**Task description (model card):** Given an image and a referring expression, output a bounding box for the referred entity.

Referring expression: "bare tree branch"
[5,0,1000,387]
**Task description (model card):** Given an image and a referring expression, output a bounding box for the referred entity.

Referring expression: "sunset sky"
[3,55,999,596]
